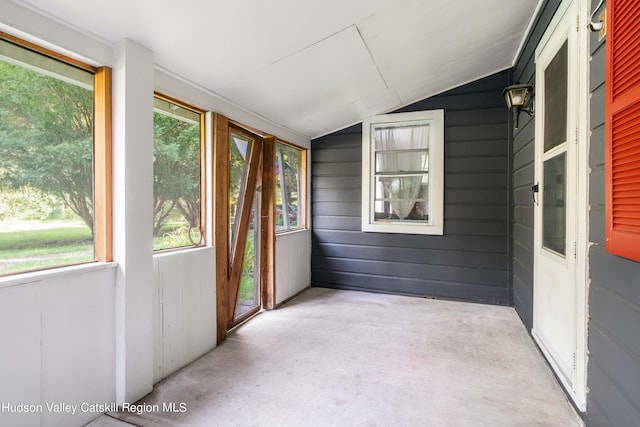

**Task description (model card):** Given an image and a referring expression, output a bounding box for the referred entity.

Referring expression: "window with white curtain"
[361,110,444,235]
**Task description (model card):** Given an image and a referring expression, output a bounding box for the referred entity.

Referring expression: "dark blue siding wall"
[311,71,511,304]
[511,0,563,331]
[586,1,640,425]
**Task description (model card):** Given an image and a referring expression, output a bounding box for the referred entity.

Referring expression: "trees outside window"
[275,142,304,232]
[0,36,110,275]
[152,95,204,251]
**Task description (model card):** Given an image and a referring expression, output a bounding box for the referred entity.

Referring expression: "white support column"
[112,38,155,405]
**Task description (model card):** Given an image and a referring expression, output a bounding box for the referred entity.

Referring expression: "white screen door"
[532,0,587,410]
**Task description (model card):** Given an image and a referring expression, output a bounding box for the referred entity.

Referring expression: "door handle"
[531,183,539,205]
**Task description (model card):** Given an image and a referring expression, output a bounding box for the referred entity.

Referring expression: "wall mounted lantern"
[503,83,534,129]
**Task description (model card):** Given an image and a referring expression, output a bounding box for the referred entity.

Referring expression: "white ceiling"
[14,0,539,139]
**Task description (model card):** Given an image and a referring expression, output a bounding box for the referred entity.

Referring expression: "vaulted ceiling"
[14,0,540,139]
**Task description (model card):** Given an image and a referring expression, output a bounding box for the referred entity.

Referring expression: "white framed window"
[361,110,444,235]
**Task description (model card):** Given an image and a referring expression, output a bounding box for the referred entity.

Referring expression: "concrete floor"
[88,288,583,427]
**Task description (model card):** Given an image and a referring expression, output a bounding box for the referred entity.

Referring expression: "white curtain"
[376,125,429,219]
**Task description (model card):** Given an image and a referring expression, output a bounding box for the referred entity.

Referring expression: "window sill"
[362,222,443,235]
[153,245,214,259]
[0,261,117,290]
[275,228,309,239]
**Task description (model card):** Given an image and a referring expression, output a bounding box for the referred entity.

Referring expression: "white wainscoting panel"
[275,230,311,305]
[0,282,42,427]
[0,264,117,427]
[154,247,216,382]
[41,266,116,427]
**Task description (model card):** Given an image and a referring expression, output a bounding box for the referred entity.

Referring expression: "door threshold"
[228,309,264,334]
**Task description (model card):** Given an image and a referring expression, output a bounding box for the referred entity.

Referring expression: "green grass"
[237,233,256,303]
[153,222,194,251]
[239,275,255,301]
[0,226,92,250]
[0,224,94,275]
[0,251,94,275]
[0,242,93,259]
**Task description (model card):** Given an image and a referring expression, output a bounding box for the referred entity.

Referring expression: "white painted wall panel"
[198,248,217,355]
[154,247,216,381]
[0,282,42,427]
[41,267,116,427]
[0,264,116,427]
[152,257,162,384]
[183,252,200,358]
[158,253,186,377]
[275,230,311,305]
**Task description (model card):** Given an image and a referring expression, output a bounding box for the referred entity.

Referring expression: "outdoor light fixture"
[503,83,534,129]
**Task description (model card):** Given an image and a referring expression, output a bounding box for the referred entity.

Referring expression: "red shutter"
[606,0,640,262]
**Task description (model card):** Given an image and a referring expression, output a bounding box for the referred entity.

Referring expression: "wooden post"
[213,113,230,344]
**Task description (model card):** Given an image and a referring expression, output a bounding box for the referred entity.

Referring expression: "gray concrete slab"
[84,414,137,426]
[100,288,583,426]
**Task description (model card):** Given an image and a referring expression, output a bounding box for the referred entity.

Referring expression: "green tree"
[153,112,201,236]
[0,60,94,231]
[229,134,251,235]
[0,59,203,238]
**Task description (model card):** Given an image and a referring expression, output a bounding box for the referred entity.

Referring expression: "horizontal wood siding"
[587,1,640,425]
[311,71,511,304]
[511,0,563,330]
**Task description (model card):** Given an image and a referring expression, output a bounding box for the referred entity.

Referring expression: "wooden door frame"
[260,136,276,310]
[213,114,275,344]
[227,125,262,325]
